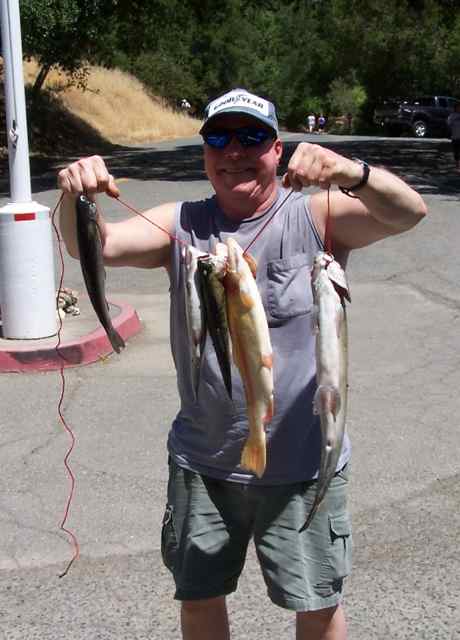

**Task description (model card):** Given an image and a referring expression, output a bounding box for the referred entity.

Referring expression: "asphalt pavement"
[0,133,459,639]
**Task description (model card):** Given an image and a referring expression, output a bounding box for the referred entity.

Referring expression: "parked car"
[373,95,460,138]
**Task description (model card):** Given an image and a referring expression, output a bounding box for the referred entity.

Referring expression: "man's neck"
[217,184,279,221]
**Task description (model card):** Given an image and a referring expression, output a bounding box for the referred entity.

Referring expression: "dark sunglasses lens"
[204,127,274,149]
[237,128,272,146]
[204,131,231,148]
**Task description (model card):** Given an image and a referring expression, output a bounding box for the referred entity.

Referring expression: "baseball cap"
[200,88,279,135]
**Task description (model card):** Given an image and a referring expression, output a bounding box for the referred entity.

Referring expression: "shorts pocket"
[265,254,313,324]
[161,504,178,574]
[328,512,352,578]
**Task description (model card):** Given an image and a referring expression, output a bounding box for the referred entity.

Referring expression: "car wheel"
[413,120,428,138]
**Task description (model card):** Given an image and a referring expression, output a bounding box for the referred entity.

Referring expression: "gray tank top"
[167,186,351,484]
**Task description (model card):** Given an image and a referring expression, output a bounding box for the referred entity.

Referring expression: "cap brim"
[199,110,278,136]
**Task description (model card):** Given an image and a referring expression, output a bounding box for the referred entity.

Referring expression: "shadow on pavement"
[281,138,460,197]
[1,137,458,199]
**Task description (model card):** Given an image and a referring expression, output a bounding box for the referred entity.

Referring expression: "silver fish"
[300,252,349,531]
[75,194,125,354]
[182,244,207,397]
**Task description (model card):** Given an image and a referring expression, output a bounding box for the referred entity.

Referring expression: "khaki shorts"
[161,459,352,612]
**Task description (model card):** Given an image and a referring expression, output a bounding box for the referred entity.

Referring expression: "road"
[0,133,459,639]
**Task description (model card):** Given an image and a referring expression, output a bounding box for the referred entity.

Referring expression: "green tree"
[20,0,113,93]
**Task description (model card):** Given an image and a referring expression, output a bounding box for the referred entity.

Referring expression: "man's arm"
[58,155,175,269]
[282,143,427,250]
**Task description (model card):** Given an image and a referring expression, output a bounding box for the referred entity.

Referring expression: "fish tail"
[108,327,125,354]
[299,501,321,532]
[240,431,266,478]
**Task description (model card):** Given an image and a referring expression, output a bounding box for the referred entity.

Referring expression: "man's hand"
[282,143,364,191]
[57,155,120,199]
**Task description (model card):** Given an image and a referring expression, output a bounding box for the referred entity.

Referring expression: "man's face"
[203,115,282,206]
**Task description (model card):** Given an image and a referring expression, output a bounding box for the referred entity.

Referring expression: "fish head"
[326,259,351,302]
[197,255,214,281]
[226,237,246,274]
[311,252,350,303]
[76,194,98,222]
[184,245,207,268]
[197,253,227,281]
[311,252,332,282]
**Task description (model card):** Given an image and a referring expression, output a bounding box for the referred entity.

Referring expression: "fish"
[223,238,274,478]
[75,194,125,354]
[300,251,349,531]
[197,247,232,398]
[182,244,207,397]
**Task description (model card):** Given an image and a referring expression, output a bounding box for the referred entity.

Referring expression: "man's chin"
[222,178,259,197]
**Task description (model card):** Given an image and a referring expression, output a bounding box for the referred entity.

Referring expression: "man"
[307,112,316,133]
[58,88,426,640]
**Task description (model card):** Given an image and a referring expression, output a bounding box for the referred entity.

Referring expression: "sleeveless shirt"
[167,186,351,484]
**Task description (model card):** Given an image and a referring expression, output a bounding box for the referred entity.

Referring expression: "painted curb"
[0,300,142,373]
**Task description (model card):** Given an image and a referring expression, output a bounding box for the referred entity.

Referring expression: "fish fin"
[313,385,341,419]
[263,395,275,424]
[224,271,241,294]
[240,432,267,478]
[240,291,254,311]
[243,252,257,278]
[108,328,125,354]
[261,353,273,369]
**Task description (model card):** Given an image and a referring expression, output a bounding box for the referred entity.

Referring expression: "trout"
[182,244,207,397]
[197,248,232,398]
[75,194,125,354]
[300,252,349,531]
[223,238,274,478]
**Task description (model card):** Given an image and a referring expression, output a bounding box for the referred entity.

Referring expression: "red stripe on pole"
[14,213,36,221]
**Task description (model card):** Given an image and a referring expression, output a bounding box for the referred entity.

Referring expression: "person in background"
[57,88,427,640]
[318,113,326,133]
[307,112,316,133]
[447,102,460,172]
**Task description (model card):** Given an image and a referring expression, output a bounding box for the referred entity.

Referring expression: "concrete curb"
[0,300,142,373]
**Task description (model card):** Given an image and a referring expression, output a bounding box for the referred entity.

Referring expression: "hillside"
[1,61,202,158]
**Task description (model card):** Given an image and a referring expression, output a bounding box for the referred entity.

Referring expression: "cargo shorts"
[161,459,352,612]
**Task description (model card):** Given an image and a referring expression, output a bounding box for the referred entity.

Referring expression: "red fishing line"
[115,195,188,247]
[243,188,294,256]
[50,194,80,578]
[324,187,333,255]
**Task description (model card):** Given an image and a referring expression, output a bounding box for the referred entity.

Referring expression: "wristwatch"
[339,159,370,197]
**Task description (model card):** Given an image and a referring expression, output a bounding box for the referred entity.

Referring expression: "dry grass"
[23,60,202,144]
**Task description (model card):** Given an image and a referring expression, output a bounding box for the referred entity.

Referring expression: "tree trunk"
[32,64,52,95]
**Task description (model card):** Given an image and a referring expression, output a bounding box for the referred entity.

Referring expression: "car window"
[448,99,460,109]
[438,98,448,108]
[413,97,436,107]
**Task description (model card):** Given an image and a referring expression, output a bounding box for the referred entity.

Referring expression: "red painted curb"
[0,300,143,373]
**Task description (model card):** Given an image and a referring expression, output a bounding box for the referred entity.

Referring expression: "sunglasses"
[203,127,275,149]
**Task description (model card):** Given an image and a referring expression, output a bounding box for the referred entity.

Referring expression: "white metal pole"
[0,0,57,339]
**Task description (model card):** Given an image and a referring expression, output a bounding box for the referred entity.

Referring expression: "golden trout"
[223,238,274,478]
[300,252,349,531]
